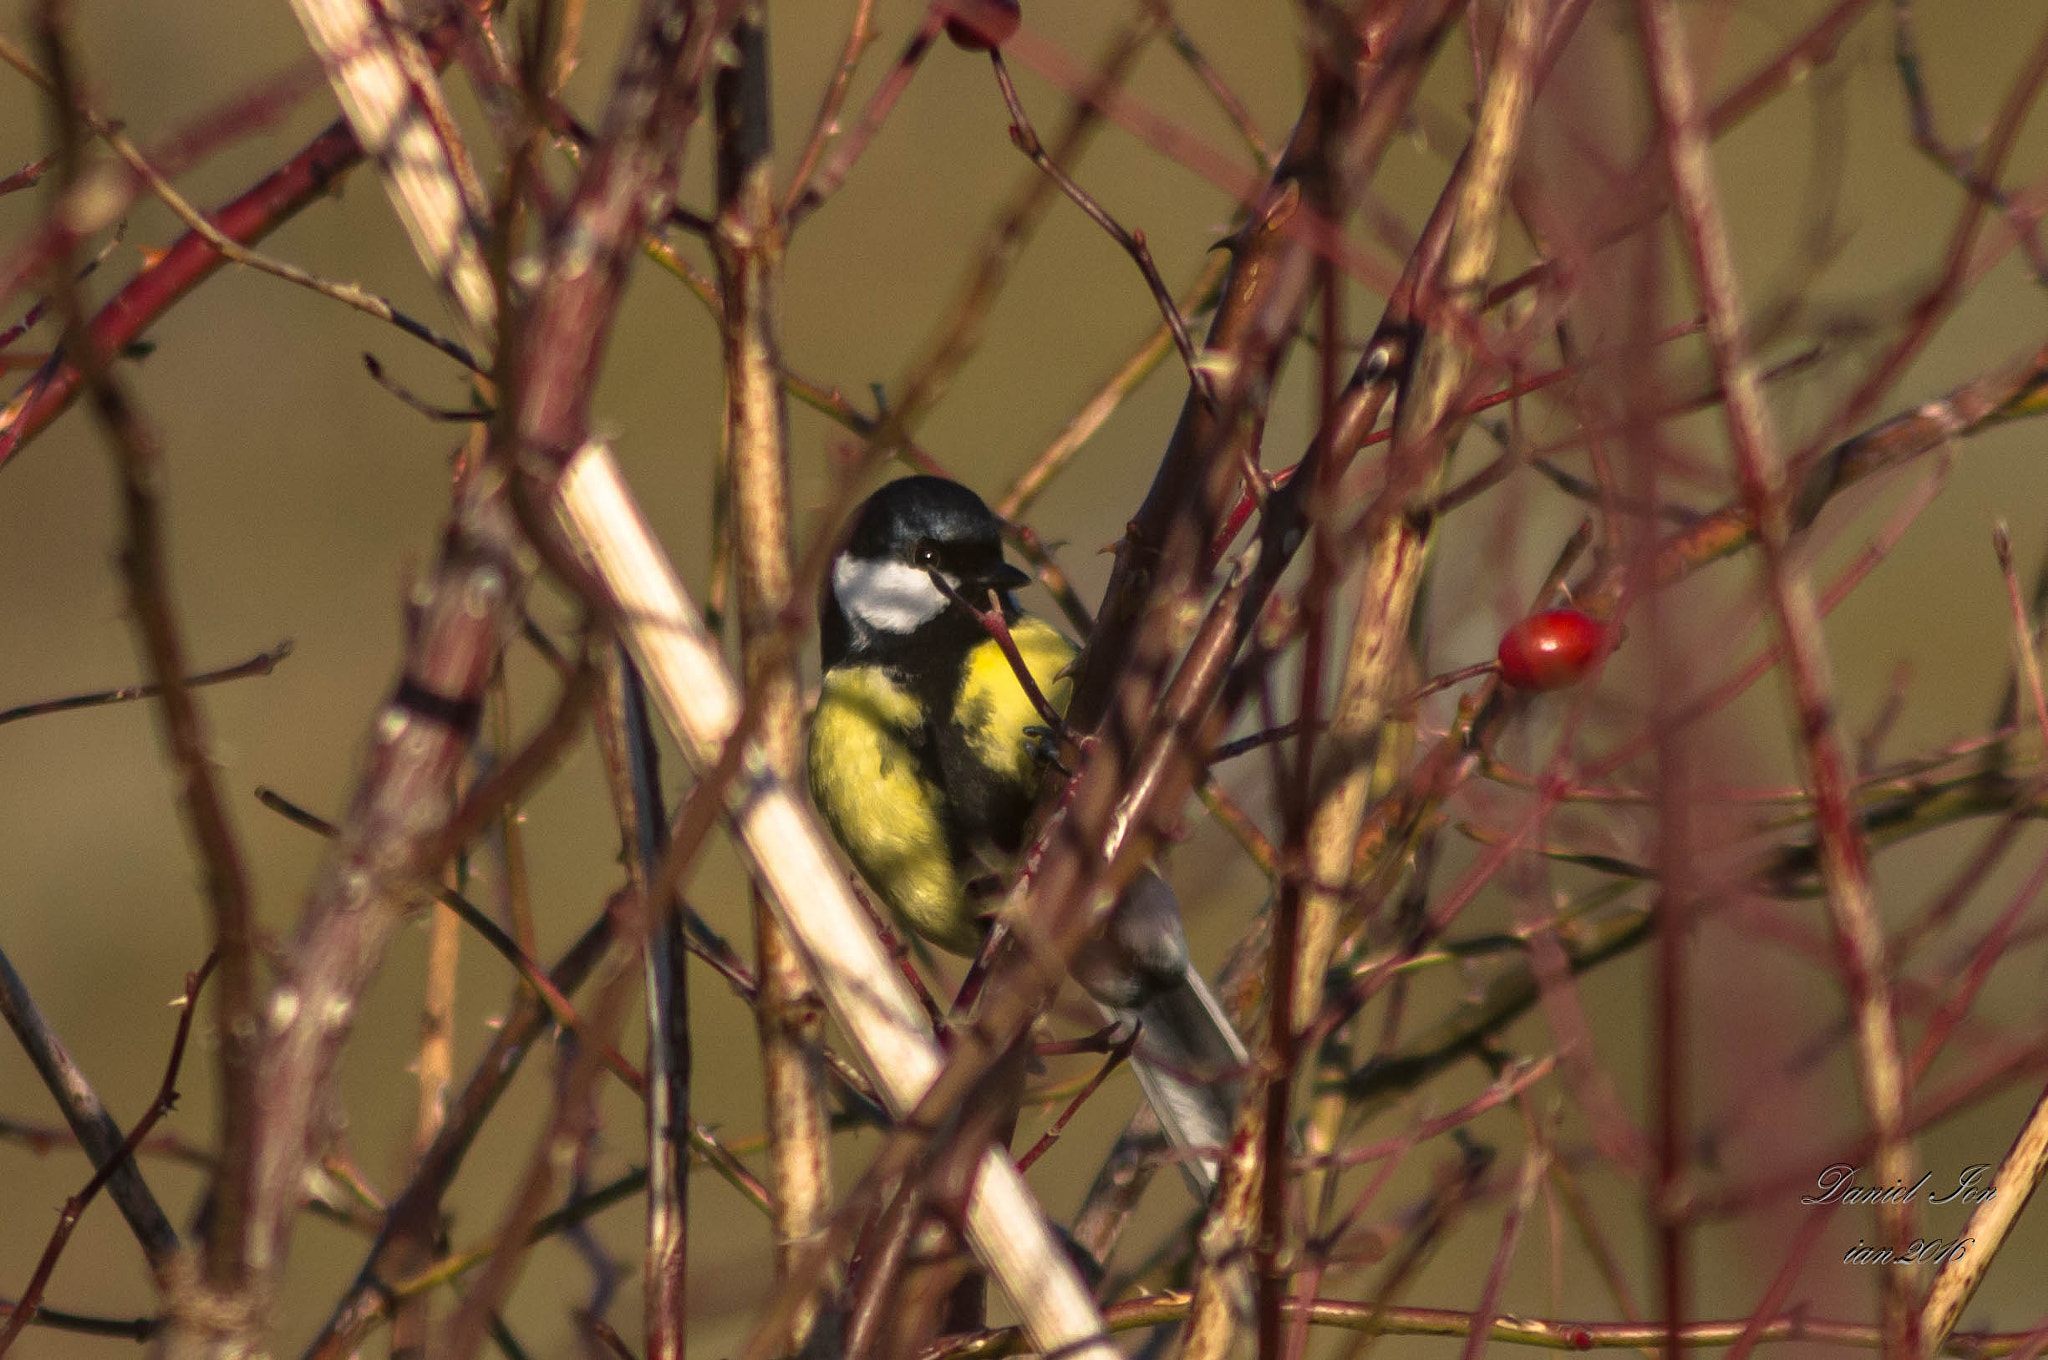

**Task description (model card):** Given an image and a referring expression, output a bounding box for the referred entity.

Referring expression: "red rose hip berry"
[1496,608,1605,691]
[944,0,1021,50]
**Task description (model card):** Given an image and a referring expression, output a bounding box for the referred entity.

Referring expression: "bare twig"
[220,0,724,1346]
[298,912,612,1360]
[1798,2,2048,462]
[0,946,180,1279]
[925,1290,2048,1360]
[1910,543,2048,1352]
[0,641,291,729]
[0,16,468,469]
[37,2,263,1301]
[0,954,215,1358]
[0,32,479,370]
[1994,525,2048,753]
[989,51,1213,404]
[1013,1025,1137,1172]
[598,649,693,1360]
[786,4,947,225]
[1147,0,1274,170]
[1892,0,2048,282]
[714,12,834,1353]
[781,0,880,216]
[1638,1,1917,1350]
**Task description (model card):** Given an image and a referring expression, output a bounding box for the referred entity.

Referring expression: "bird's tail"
[1067,867,1251,1198]
[1119,961,1251,1198]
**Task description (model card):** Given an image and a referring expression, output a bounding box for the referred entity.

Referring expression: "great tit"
[807,475,1248,1192]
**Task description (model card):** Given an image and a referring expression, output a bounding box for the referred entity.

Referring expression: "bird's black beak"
[960,561,1030,592]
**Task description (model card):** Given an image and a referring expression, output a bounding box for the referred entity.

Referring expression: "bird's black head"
[821,476,1030,667]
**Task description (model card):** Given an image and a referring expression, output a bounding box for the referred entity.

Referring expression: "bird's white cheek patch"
[834,556,949,633]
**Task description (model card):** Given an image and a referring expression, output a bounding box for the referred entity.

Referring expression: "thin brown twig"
[1638,1,1917,1350]
[0,33,481,371]
[0,946,181,1280]
[989,50,1214,406]
[36,4,263,1297]
[0,149,56,195]
[0,220,122,356]
[0,641,292,729]
[1795,1,2048,466]
[1147,0,1273,171]
[786,4,947,226]
[1594,451,1956,785]
[298,911,613,1360]
[1892,0,2048,282]
[0,1304,158,1343]
[0,954,215,1359]
[823,6,1161,495]
[925,1290,2048,1360]
[1994,524,2048,755]
[842,1172,930,1360]
[926,570,1067,733]
[1459,1122,1551,1360]
[369,1166,652,1308]
[0,112,365,467]
[1014,1025,1138,1172]
[253,781,650,1092]
[432,921,647,1360]
[0,37,329,309]
[781,0,880,217]
[0,1118,212,1171]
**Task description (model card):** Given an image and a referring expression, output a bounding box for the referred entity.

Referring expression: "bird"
[806,474,1249,1194]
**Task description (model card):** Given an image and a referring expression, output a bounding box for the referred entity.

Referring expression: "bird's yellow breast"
[808,665,973,950]
[954,616,1077,786]
[808,615,1077,956]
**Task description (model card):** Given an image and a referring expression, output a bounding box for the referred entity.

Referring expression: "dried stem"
[989,50,1213,402]
[0,640,291,729]
[1918,1077,2048,1352]
[781,0,879,215]
[1638,1,1916,1350]
[714,10,833,1355]
[37,1,263,1303]
[0,955,215,1358]
[283,0,494,342]
[0,945,180,1281]
[927,1290,2048,1360]
[0,32,478,370]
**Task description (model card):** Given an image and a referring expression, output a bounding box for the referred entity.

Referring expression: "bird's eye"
[912,539,939,567]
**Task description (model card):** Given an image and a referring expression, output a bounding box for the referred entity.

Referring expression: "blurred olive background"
[3,2,2047,1356]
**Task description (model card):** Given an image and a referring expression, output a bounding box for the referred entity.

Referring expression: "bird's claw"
[1023,723,1080,777]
